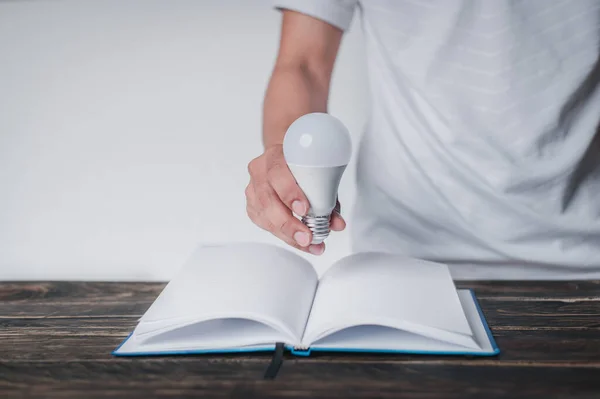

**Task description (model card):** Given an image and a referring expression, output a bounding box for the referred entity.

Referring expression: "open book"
[113,242,499,357]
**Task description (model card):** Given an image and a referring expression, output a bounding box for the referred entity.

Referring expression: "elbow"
[272,60,331,95]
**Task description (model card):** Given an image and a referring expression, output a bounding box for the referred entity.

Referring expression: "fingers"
[330,199,345,231]
[261,197,326,255]
[265,147,309,216]
[330,212,346,232]
[246,178,317,252]
[266,199,310,246]
[245,146,343,256]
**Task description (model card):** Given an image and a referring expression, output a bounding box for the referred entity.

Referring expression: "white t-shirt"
[274,0,600,280]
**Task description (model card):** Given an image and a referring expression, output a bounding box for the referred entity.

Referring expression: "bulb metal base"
[302,214,330,244]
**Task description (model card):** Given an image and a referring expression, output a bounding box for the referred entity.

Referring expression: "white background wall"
[0,0,369,280]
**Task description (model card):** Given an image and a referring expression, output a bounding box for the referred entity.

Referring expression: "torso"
[350,0,600,279]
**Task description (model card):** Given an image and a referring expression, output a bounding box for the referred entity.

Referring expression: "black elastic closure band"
[263,342,285,380]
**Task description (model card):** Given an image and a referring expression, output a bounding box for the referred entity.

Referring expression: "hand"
[245,144,346,255]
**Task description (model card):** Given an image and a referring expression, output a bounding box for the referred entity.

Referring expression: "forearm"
[262,63,330,149]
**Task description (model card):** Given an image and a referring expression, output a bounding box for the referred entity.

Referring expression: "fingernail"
[294,231,310,247]
[309,244,324,255]
[292,201,306,216]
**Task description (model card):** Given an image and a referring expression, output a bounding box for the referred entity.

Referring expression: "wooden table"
[1,281,599,398]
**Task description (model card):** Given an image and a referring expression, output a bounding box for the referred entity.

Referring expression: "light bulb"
[283,113,352,244]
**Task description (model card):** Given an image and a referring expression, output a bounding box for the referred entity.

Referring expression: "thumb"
[330,200,346,232]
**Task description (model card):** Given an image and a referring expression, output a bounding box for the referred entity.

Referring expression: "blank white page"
[303,252,473,345]
[117,318,285,354]
[311,325,464,352]
[135,242,318,342]
[309,289,495,354]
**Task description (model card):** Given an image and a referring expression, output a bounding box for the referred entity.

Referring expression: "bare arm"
[262,10,343,147]
[246,11,345,255]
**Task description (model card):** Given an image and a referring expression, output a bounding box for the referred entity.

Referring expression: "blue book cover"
[112,289,499,358]
[112,243,500,358]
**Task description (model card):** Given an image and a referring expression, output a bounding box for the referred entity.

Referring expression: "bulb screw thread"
[302,214,331,244]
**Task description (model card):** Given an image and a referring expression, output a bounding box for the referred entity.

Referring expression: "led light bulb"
[283,113,352,244]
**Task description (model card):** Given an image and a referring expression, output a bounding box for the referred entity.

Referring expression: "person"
[245,0,600,280]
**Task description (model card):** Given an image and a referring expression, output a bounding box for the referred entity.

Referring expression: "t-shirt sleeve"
[273,0,358,31]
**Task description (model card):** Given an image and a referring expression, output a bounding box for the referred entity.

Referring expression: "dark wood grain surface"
[1,281,599,398]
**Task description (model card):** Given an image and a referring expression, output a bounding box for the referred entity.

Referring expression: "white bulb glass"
[283,113,352,244]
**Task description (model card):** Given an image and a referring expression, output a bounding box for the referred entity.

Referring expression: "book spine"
[290,346,312,356]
